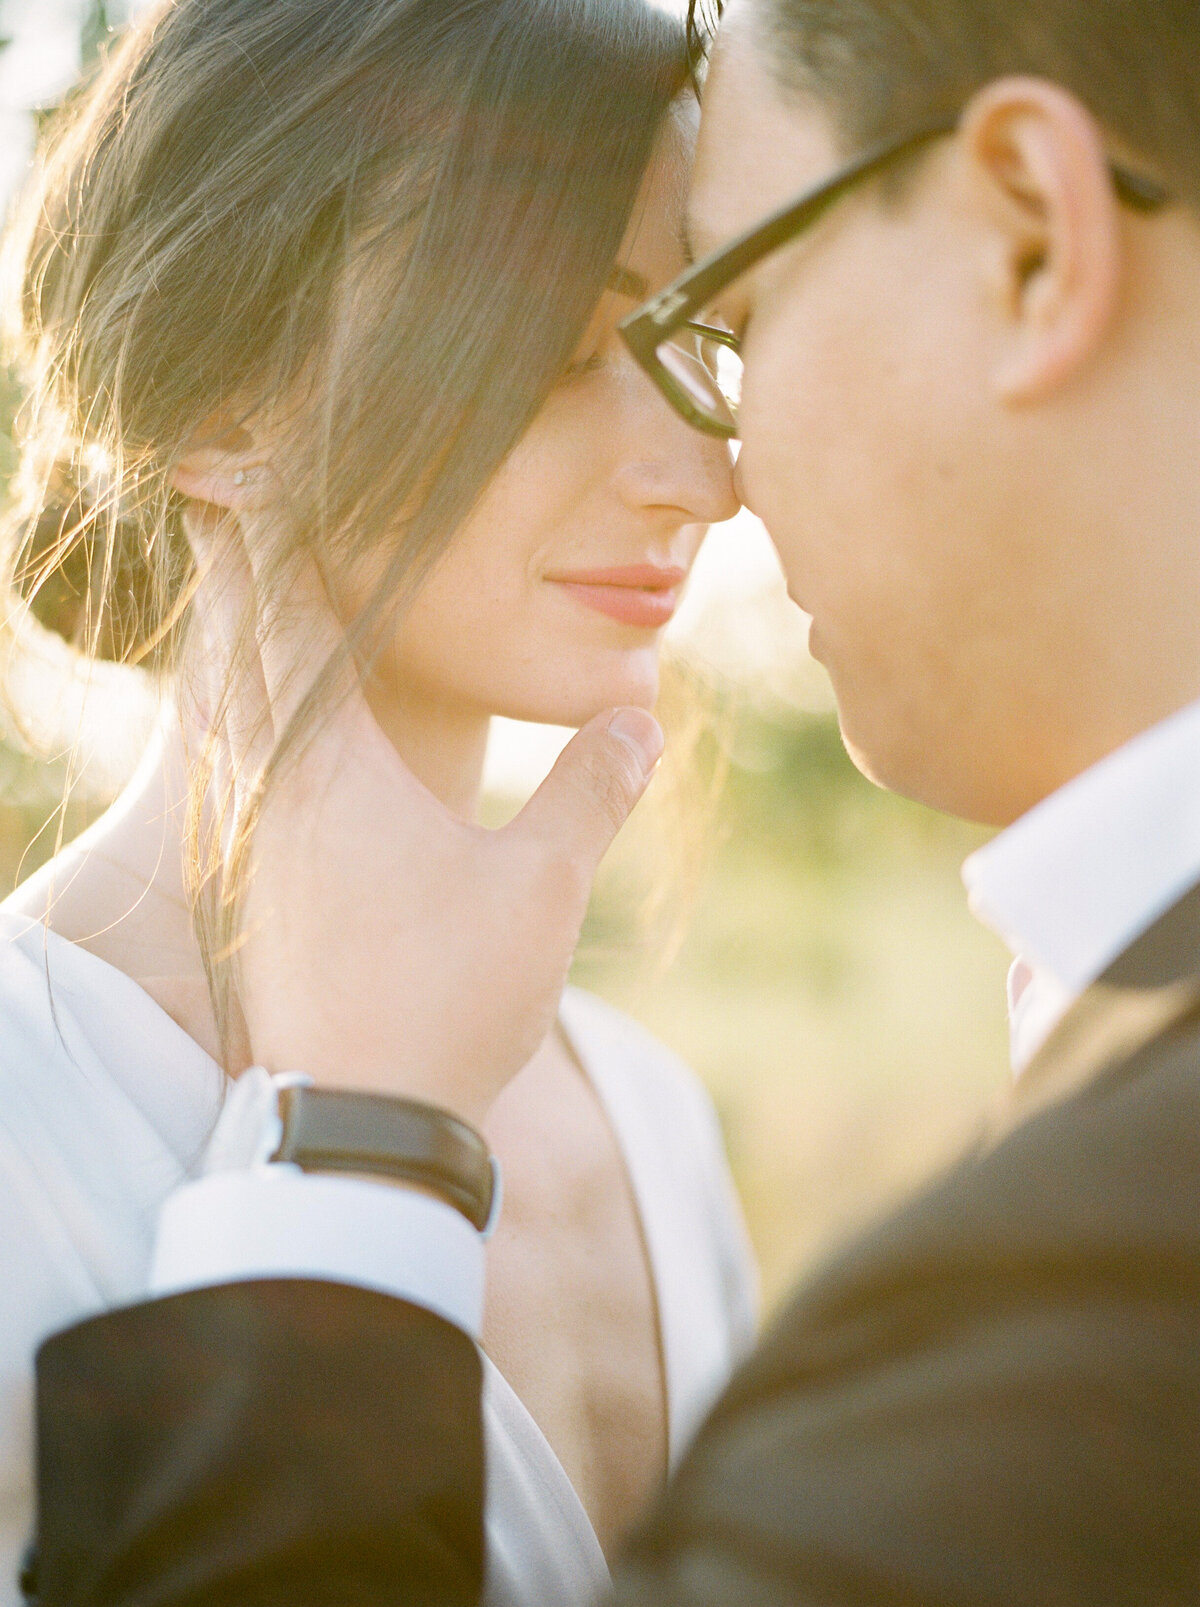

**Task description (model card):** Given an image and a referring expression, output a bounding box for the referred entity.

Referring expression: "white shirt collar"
[963,696,1200,1072]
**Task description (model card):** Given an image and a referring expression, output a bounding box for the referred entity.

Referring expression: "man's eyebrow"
[606,265,649,300]
[680,216,698,268]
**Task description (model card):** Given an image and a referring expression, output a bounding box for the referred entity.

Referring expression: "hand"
[183,511,662,1129]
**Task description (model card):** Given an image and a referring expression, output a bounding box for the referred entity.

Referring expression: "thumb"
[509,707,664,871]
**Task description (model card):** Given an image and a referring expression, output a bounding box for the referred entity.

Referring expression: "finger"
[508,707,664,875]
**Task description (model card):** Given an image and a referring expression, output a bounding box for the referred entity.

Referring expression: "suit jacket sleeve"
[612,1033,1200,1607]
[31,1035,1200,1607]
[31,1279,486,1607]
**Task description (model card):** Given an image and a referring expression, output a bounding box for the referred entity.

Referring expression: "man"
[29,0,1200,1601]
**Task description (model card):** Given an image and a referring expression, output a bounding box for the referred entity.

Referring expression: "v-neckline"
[477,989,693,1600]
[557,988,698,1469]
[10,921,689,1583]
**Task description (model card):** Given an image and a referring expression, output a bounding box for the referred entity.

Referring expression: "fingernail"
[607,708,665,775]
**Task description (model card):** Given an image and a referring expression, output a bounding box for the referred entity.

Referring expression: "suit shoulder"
[619,1039,1200,1607]
[738,1025,1200,1408]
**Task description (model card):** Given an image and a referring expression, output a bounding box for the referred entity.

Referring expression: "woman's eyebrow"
[607,265,650,300]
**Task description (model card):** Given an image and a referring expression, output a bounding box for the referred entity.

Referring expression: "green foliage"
[80,0,113,71]
[0,6,24,496]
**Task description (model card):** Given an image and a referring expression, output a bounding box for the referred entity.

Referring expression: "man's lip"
[806,618,823,662]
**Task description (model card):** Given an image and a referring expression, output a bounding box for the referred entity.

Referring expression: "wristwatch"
[201,1068,501,1236]
[271,1083,498,1233]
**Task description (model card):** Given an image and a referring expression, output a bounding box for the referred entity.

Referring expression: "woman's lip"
[550,580,680,628]
[544,564,688,630]
[545,564,688,589]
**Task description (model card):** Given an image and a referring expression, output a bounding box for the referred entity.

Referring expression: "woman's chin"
[496,671,661,729]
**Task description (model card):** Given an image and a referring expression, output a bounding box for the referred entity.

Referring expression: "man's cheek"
[738,361,802,501]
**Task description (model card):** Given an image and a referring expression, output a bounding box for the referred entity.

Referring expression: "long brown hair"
[3,0,690,1059]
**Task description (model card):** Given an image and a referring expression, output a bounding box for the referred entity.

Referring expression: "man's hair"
[695,0,1200,208]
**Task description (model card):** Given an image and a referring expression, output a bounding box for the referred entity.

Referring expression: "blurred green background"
[0,0,1014,1318]
[573,722,1011,1310]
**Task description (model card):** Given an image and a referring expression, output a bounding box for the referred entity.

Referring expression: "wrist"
[313,1170,450,1203]
[271,1083,499,1234]
[202,1068,500,1235]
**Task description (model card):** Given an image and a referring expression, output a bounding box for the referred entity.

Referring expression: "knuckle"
[577,742,640,834]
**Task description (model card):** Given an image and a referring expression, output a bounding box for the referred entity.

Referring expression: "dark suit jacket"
[28,888,1200,1606]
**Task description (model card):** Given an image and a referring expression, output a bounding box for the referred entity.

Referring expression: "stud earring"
[233,469,246,486]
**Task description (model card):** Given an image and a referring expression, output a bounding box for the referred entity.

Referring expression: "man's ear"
[169,416,268,508]
[961,77,1124,403]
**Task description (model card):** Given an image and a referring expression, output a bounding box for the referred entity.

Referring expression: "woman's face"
[368,107,739,729]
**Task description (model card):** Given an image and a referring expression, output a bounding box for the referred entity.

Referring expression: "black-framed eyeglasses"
[619,118,1170,439]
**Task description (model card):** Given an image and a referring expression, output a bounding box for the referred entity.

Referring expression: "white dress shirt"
[963,696,1200,1072]
[149,1063,490,1336]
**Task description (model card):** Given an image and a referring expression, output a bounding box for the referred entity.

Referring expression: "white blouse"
[0,911,757,1607]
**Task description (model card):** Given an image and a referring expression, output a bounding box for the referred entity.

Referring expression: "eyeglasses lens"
[656,328,742,431]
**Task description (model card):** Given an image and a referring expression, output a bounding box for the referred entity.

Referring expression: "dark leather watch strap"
[272,1085,495,1231]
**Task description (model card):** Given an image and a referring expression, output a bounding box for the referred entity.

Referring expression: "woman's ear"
[961,77,1124,403]
[169,416,268,508]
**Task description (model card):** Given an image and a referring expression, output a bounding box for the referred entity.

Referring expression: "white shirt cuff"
[150,1167,485,1340]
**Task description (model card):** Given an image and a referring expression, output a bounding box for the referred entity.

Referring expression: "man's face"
[688,4,1200,826]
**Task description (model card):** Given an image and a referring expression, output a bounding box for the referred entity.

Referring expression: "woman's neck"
[364,677,491,822]
[5,682,492,1061]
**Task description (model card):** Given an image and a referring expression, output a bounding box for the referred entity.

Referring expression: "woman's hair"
[2,0,690,1057]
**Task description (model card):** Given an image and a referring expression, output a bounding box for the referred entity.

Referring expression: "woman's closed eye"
[559,350,607,385]
[702,297,744,344]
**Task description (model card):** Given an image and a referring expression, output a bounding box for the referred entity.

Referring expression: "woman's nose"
[612,399,740,526]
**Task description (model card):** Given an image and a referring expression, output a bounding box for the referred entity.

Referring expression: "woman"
[0,1,752,1602]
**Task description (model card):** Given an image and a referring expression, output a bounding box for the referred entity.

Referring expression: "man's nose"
[732,450,756,518]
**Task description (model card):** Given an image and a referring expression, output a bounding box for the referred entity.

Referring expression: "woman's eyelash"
[560,352,605,383]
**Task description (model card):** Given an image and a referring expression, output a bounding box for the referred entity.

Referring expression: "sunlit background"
[0,0,1011,1312]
